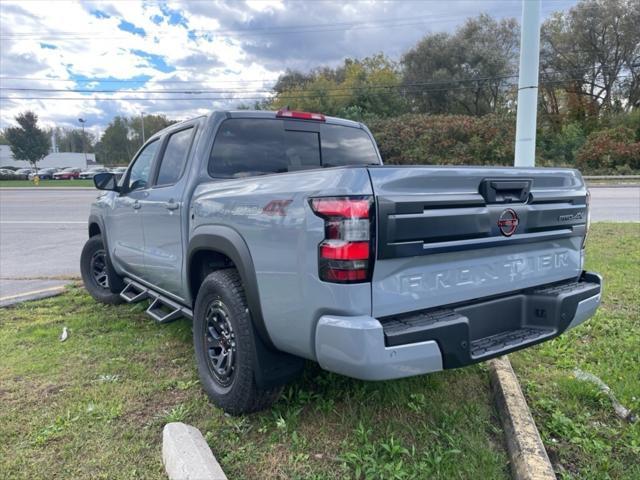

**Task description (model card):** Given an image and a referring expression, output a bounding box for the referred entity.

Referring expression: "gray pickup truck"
[82,109,602,414]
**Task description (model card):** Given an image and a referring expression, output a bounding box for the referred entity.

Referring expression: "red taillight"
[276,109,326,121]
[310,198,370,218]
[324,268,368,282]
[320,241,370,260]
[310,196,374,284]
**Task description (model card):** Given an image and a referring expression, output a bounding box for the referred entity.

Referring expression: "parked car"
[81,109,602,415]
[28,168,58,180]
[14,168,35,179]
[53,168,82,180]
[79,167,108,179]
[0,168,18,179]
[109,166,127,182]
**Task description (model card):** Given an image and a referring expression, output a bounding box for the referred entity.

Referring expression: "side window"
[156,127,193,186]
[127,140,159,191]
[208,119,321,178]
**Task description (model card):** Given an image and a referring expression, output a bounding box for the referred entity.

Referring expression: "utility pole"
[78,117,88,164]
[141,112,146,144]
[514,0,541,167]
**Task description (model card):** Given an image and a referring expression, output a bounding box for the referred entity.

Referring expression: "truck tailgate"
[368,166,588,317]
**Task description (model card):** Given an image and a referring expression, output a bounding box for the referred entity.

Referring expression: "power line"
[0,13,482,41]
[2,2,597,41]
[0,74,523,94]
[0,60,631,86]
[0,75,279,84]
[0,69,631,96]
[1,75,631,103]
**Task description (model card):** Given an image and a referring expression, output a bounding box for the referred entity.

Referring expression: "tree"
[268,54,408,121]
[540,0,640,124]
[94,116,131,165]
[94,114,176,164]
[5,111,50,171]
[401,14,519,116]
[128,114,176,149]
[49,127,95,153]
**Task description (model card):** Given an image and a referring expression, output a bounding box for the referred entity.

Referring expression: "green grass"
[5,224,633,479]
[0,179,94,188]
[512,223,640,479]
[0,289,508,479]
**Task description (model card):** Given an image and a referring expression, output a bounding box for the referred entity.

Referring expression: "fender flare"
[88,214,105,240]
[187,225,275,349]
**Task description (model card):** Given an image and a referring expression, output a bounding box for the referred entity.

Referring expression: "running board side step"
[120,281,148,303]
[121,279,192,323]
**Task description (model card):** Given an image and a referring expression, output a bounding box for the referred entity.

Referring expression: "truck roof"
[221,110,363,129]
[149,110,364,144]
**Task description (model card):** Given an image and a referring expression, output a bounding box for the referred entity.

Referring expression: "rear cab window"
[208,118,379,178]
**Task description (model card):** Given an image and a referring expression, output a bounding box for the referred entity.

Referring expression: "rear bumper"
[315,271,601,381]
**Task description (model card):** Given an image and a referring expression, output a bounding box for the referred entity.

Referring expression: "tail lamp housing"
[310,196,375,283]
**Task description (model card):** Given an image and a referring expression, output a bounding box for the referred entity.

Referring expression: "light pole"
[514,0,542,167]
[141,112,146,144]
[78,117,88,164]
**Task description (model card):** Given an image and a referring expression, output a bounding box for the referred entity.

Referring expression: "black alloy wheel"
[80,235,123,305]
[90,249,109,289]
[203,299,236,387]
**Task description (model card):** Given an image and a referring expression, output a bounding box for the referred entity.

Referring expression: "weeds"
[512,223,640,478]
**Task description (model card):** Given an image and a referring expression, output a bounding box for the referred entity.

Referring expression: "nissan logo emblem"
[498,209,519,236]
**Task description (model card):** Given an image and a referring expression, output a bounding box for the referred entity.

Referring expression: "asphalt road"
[0,186,638,302]
[589,185,640,222]
[0,188,97,303]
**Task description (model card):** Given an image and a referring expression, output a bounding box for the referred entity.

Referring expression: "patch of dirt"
[238,442,295,480]
[122,388,190,427]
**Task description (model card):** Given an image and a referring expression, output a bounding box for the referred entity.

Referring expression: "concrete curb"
[0,285,66,307]
[163,422,227,480]
[488,356,556,480]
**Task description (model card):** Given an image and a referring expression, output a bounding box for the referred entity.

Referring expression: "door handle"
[165,201,180,211]
[132,200,141,210]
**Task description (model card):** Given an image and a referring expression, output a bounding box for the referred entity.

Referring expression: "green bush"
[575,126,640,174]
[537,122,586,168]
[368,113,639,174]
[369,114,515,166]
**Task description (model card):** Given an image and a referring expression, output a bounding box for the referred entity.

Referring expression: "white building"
[0,145,98,169]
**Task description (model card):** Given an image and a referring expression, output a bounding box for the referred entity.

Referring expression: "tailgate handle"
[480,179,532,204]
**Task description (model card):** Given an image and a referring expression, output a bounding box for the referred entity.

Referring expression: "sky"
[0,0,578,137]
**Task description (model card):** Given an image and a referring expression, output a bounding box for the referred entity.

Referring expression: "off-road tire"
[80,235,124,305]
[193,269,282,414]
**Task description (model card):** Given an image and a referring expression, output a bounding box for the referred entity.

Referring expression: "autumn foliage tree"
[267,54,408,122]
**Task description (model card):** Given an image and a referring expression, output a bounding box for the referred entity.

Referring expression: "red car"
[53,168,82,180]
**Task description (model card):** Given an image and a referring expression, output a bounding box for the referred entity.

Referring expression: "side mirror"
[93,172,119,192]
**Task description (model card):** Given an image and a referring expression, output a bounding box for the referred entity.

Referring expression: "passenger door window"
[155,127,194,186]
[127,140,159,191]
